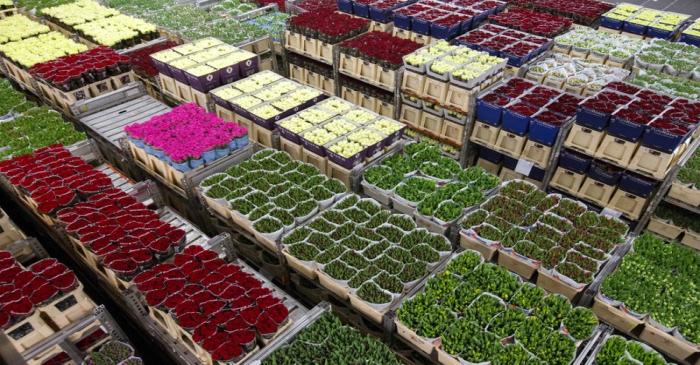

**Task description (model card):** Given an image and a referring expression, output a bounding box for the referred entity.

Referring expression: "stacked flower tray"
[635,39,700,80]
[361,141,500,235]
[400,41,507,148]
[337,31,422,92]
[458,179,629,300]
[210,71,327,148]
[599,3,691,40]
[0,15,89,93]
[29,47,136,115]
[395,250,602,363]
[0,252,96,355]
[389,0,506,42]
[150,38,259,108]
[551,82,699,220]
[197,149,347,252]
[281,193,452,323]
[594,233,700,364]
[339,75,398,118]
[124,103,249,189]
[276,98,405,178]
[508,0,613,26]
[471,77,582,183]
[552,26,646,69]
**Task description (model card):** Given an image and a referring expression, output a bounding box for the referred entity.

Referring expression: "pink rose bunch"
[125,104,247,163]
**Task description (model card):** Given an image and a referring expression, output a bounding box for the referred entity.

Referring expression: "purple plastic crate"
[369,5,392,22]
[619,172,657,198]
[647,26,674,40]
[151,57,171,76]
[277,126,300,144]
[211,93,233,110]
[216,63,240,85]
[300,138,327,157]
[185,69,221,92]
[239,56,259,78]
[168,65,189,84]
[412,17,432,35]
[327,148,367,169]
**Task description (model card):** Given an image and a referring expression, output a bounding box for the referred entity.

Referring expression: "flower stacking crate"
[578,178,616,208]
[497,248,539,280]
[2,311,55,353]
[401,70,426,97]
[594,135,640,168]
[0,211,23,247]
[459,229,499,261]
[422,77,449,105]
[607,190,647,220]
[681,230,700,251]
[280,137,304,162]
[647,216,684,241]
[470,121,500,147]
[494,130,527,159]
[628,144,685,181]
[289,64,307,83]
[535,268,586,302]
[394,320,439,357]
[419,112,443,136]
[564,123,606,156]
[440,120,464,147]
[592,294,645,336]
[550,167,586,196]
[284,30,303,54]
[638,321,700,365]
[667,182,700,208]
[39,282,96,328]
[301,147,328,176]
[520,140,551,169]
[1,59,37,93]
[157,74,178,97]
[399,104,422,129]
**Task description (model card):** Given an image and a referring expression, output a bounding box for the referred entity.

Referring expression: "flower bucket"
[412,17,432,35]
[393,11,413,30]
[430,21,461,40]
[502,106,535,136]
[646,27,673,40]
[189,157,205,170]
[369,5,392,23]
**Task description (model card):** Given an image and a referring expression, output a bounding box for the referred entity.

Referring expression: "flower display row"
[477,77,582,145]
[553,26,645,65]
[210,0,257,17]
[0,15,50,45]
[282,194,452,313]
[151,38,258,92]
[288,10,369,44]
[396,250,599,364]
[460,180,627,286]
[213,71,326,130]
[30,46,132,92]
[526,53,630,95]
[132,245,291,362]
[74,14,159,49]
[455,23,550,67]
[41,0,119,27]
[489,7,572,37]
[389,0,506,39]
[244,12,289,44]
[0,145,115,214]
[636,39,700,80]
[260,312,401,364]
[600,3,690,39]
[507,0,613,25]
[59,188,188,280]
[339,31,422,70]
[0,252,82,329]
[681,18,700,46]
[0,31,88,69]
[630,69,700,101]
[578,82,700,153]
[595,335,672,365]
[363,142,500,224]
[84,341,143,365]
[277,98,404,168]
[199,149,346,243]
[0,83,85,159]
[125,103,248,172]
[600,233,700,344]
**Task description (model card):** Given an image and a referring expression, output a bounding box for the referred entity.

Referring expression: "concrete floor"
[607,0,700,17]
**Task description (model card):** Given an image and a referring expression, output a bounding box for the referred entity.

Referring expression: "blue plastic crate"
[369,6,392,23]
[478,145,503,163]
[600,16,623,30]
[337,0,353,13]
[393,12,412,29]
[501,108,532,136]
[473,10,488,24]
[641,124,691,154]
[502,155,518,170]
[608,115,647,142]
[587,161,623,186]
[528,166,545,181]
[576,105,610,131]
[430,21,461,39]
[680,33,700,47]
[622,21,647,35]
[476,98,505,126]
[506,54,528,67]
[619,172,657,198]
[646,26,674,40]
[529,117,562,146]
[353,2,370,18]
[559,149,592,174]
[412,17,431,35]
[460,17,474,32]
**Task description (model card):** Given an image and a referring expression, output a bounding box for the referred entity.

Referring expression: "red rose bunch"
[340,31,422,68]
[289,10,370,43]
[489,7,572,37]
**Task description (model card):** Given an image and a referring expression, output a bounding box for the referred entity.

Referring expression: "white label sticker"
[601,208,623,218]
[515,159,534,176]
